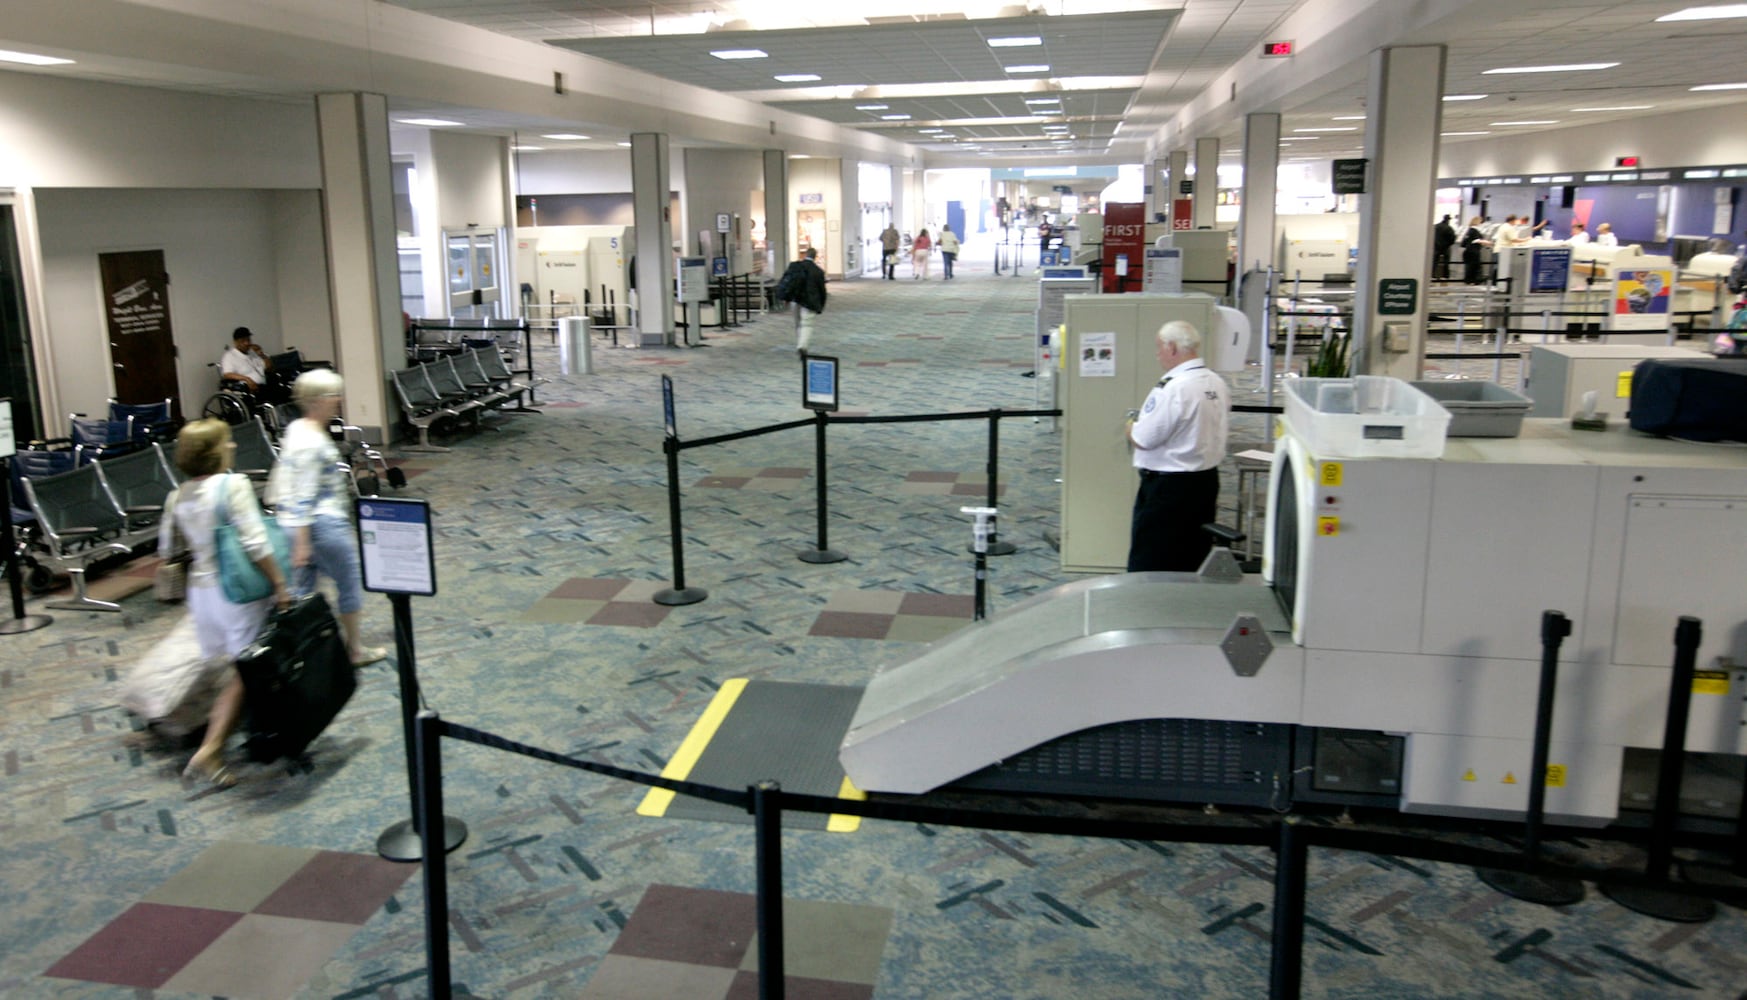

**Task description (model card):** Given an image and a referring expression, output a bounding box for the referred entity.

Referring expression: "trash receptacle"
[559,316,593,375]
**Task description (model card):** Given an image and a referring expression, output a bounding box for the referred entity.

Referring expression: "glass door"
[444,227,507,319]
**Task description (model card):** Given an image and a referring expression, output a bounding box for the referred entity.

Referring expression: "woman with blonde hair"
[161,418,291,785]
[268,370,386,666]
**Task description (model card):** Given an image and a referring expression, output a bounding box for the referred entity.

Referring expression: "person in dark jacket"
[1433,215,1457,280]
[779,248,828,355]
[1460,216,1490,285]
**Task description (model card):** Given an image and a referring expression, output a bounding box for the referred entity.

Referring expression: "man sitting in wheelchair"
[219,326,288,404]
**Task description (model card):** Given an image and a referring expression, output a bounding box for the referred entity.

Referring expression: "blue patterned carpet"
[2,258,1744,999]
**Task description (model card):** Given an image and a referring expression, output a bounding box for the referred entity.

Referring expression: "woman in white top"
[269,370,387,667]
[161,418,291,785]
[1594,222,1619,247]
[937,225,961,279]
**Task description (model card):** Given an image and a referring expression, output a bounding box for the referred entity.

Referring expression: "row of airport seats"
[390,347,542,451]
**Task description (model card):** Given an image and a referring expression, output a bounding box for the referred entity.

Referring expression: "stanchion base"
[0,614,53,635]
[967,540,1018,557]
[653,587,708,607]
[377,815,469,862]
[1476,867,1586,906]
[797,548,848,564]
[1676,860,1747,900]
[1598,881,1718,923]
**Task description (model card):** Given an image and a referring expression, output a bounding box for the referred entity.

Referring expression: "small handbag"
[214,473,290,604]
[153,557,189,602]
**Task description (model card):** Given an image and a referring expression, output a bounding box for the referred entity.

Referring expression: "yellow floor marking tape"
[827,776,867,833]
[637,677,748,817]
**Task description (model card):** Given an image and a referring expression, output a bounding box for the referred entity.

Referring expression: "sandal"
[182,756,237,789]
[351,645,389,668]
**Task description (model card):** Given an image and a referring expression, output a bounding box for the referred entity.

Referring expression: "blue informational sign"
[1529,247,1572,293]
[802,354,839,412]
[661,374,677,438]
[1040,266,1089,280]
[355,497,436,596]
[711,256,729,277]
[1039,249,1061,266]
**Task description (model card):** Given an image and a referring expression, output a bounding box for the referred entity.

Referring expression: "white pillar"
[1192,137,1219,230]
[1352,45,1445,380]
[1149,157,1169,222]
[631,132,674,348]
[764,149,788,275]
[1166,150,1189,227]
[1236,113,1279,277]
[315,92,398,443]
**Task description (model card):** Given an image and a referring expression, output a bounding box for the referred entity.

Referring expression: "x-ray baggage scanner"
[842,382,1747,826]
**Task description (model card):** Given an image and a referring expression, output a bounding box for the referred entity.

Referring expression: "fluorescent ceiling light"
[1656,5,1747,21]
[398,118,463,127]
[1489,120,1560,126]
[510,145,545,151]
[1331,115,1366,121]
[854,104,888,110]
[1004,65,1050,74]
[1024,97,1061,105]
[1442,94,1487,101]
[918,127,944,133]
[1294,127,1357,133]
[1441,131,1491,136]
[1691,82,1747,90]
[881,114,912,120]
[710,49,767,59]
[617,141,632,147]
[1571,105,1653,112]
[542,133,590,140]
[0,49,74,66]
[774,73,821,82]
[987,36,1042,47]
[1483,63,1618,74]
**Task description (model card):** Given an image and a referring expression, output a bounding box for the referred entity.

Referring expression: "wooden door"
[99,249,181,416]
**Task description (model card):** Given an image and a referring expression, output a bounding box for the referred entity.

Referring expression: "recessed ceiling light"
[542,133,590,140]
[710,49,768,60]
[1441,131,1492,136]
[1331,115,1366,121]
[1691,82,1747,90]
[0,49,74,66]
[1442,94,1488,101]
[1024,97,1061,105]
[1482,63,1618,74]
[988,36,1042,47]
[1489,120,1560,126]
[617,141,632,147]
[1004,65,1051,74]
[1571,105,1654,112]
[854,104,888,111]
[881,114,912,120]
[775,73,821,83]
[511,145,545,151]
[398,118,463,127]
[1294,127,1357,133]
[918,128,944,133]
[1657,5,1747,21]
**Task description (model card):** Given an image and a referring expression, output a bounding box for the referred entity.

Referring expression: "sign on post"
[1333,159,1369,195]
[1377,277,1418,316]
[357,498,437,597]
[661,374,677,438]
[802,355,839,412]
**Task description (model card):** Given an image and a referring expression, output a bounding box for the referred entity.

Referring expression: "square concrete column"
[764,150,788,275]
[1166,149,1188,227]
[315,92,399,443]
[1149,157,1168,221]
[1236,113,1280,354]
[1192,137,1219,230]
[631,132,674,348]
[1352,45,1445,379]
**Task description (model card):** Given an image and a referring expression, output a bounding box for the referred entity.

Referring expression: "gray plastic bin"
[1409,380,1530,437]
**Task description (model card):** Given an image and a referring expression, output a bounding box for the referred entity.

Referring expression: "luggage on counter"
[235,593,356,762]
[1629,357,1747,443]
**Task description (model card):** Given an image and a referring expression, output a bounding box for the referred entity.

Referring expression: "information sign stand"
[654,375,708,605]
[798,356,847,564]
[357,496,468,862]
[0,399,51,636]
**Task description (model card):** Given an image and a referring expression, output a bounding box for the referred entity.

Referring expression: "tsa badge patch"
[1142,397,1157,414]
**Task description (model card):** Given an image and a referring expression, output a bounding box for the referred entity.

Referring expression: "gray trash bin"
[558,315,593,375]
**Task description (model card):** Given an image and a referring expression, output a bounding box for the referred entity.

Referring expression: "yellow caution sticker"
[1502,772,1518,785]
[1616,370,1632,398]
[1693,670,1730,696]
[1545,764,1567,788]
[1461,769,1476,782]
[1319,461,1343,487]
[1317,515,1340,538]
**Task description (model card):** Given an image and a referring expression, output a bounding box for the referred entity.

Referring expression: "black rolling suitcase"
[1629,357,1747,443]
[236,593,357,762]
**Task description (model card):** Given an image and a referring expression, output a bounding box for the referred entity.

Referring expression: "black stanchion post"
[654,435,708,605]
[716,277,730,329]
[797,410,846,564]
[0,455,53,635]
[1269,820,1307,1000]
[415,710,452,1000]
[752,781,786,1000]
[1478,610,1585,905]
[378,594,469,862]
[1601,616,1716,922]
[970,409,1016,557]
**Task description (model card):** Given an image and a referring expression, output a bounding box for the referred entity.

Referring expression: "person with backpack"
[777,247,828,355]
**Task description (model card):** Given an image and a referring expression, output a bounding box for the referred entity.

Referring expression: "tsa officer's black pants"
[1126,467,1220,573]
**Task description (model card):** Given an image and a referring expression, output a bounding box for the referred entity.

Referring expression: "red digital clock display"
[1261,40,1295,57]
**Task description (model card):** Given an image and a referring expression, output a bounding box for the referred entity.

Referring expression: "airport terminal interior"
[4,1,1747,998]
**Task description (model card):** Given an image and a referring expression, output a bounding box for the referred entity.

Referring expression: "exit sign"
[1615,156,1641,168]
[1261,40,1295,58]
